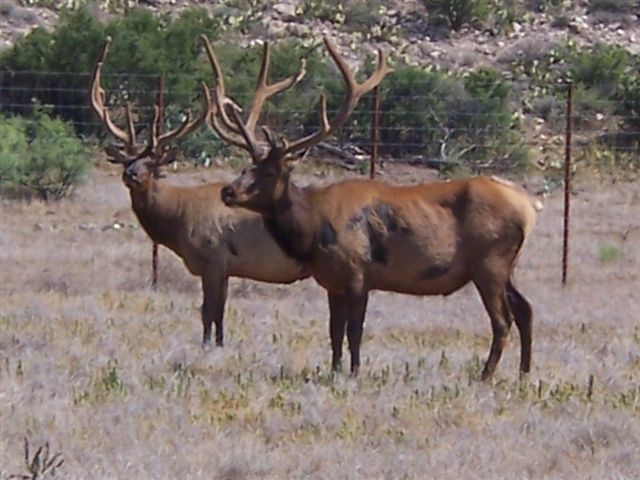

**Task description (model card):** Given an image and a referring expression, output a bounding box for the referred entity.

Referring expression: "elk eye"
[263,170,275,179]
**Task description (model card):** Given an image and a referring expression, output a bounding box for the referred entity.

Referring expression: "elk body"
[90,37,307,347]
[208,37,541,380]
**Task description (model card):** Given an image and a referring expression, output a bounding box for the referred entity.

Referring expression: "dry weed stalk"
[7,437,64,480]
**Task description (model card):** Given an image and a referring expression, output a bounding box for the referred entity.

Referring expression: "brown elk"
[90,36,308,348]
[215,37,542,380]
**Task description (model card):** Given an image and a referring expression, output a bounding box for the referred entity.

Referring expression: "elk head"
[199,35,392,213]
[90,36,211,192]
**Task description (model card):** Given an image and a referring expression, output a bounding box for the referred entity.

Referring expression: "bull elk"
[215,37,542,380]
[90,36,308,347]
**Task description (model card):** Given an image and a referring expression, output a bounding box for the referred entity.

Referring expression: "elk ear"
[283,149,307,172]
[161,147,179,165]
[104,145,130,164]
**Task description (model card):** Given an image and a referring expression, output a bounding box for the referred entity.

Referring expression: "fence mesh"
[1,69,638,170]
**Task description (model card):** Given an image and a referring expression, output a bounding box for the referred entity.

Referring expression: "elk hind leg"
[345,292,369,377]
[506,278,533,377]
[202,273,229,348]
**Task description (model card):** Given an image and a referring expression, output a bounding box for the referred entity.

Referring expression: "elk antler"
[278,37,393,155]
[202,36,392,163]
[90,36,212,166]
[90,36,135,158]
[201,35,307,162]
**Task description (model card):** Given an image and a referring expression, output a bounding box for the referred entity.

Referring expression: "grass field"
[1,165,639,479]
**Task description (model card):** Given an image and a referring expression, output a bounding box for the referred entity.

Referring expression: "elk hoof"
[480,370,494,382]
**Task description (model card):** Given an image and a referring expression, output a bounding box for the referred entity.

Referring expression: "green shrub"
[422,0,491,31]
[616,70,640,133]
[341,63,526,168]
[0,7,223,135]
[570,43,630,96]
[0,110,92,201]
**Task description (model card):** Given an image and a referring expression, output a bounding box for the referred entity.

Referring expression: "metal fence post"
[151,75,165,290]
[562,81,573,287]
[370,86,380,179]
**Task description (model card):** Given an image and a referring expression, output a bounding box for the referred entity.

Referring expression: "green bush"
[570,43,630,96]
[0,7,223,135]
[422,0,491,31]
[616,69,640,133]
[342,63,526,168]
[0,110,92,201]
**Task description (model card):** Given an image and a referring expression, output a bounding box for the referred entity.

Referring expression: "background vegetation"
[0,1,638,200]
[0,109,92,200]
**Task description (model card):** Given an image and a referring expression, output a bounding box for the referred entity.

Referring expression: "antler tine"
[89,36,132,149]
[229,104,266,162]
[280,93,330,153]
[156,81,212,147]
[124,103,137,153]
[282,38,392,155]
[326,38,392,119]
[148,105,160,156]
[200,34,243,135]
[207,86,256,151]
[244,43,307,134]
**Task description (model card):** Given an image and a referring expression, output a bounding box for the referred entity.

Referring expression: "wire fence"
[1,70,638,169]
[3,70,636,287]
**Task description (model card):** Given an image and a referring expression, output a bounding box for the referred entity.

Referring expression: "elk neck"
[262,179,318,263]
[128,178,183,249]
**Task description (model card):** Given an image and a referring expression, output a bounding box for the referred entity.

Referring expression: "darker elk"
[90,36,307,348]
[216,37,541,380]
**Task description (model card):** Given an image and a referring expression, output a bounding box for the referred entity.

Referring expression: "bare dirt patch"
[1,165,639,478]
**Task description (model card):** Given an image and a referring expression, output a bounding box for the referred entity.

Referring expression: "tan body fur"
[300,177,537,296]
[126,177,307,346]
[130,180,304,281]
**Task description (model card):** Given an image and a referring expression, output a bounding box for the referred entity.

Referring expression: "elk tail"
[490,175,544,212]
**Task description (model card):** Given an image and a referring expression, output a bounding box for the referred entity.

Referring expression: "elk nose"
[221,185,235,205]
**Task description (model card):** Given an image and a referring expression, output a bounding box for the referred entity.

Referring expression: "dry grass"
[1,166,639,479]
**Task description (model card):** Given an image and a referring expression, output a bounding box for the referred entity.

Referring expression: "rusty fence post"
[370,86,380,179]
[151,75,165,290]
[562,81,573,287]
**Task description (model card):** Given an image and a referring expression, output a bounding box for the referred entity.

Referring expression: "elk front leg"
[328,291,348,372]
[201,272,228,348]
[345,292,369,377]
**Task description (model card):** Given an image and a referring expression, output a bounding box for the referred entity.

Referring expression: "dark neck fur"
[262,181,318,262]
[129,181,181,249]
